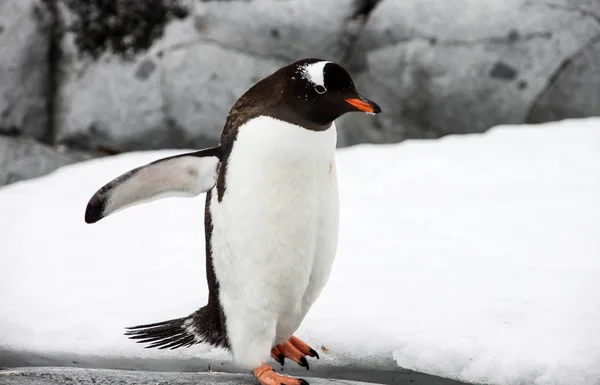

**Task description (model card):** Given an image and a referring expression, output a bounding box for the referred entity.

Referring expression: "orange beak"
[344,96,382,114]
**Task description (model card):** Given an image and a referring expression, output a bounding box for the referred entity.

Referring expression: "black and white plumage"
[124,302,226,350]
[84,58,381,383]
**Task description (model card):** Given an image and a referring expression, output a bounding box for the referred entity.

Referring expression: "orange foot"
[253,363,309,385]
[271,335,319,369]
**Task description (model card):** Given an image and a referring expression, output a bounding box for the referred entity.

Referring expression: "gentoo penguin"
[84,58,381,385]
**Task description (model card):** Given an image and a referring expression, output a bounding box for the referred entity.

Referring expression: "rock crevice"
[537,1,600,25]
[526,31,600,122]
[40,0,61,145]
[369,27,574,52]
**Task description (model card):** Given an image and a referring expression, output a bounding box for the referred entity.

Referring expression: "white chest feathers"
[208,116,340,367]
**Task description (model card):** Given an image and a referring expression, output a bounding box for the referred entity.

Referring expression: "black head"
[266,58,382,130]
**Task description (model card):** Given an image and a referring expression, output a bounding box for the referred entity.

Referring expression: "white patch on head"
[299,61,331,87]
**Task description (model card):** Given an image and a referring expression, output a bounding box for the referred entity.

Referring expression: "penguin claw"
[271,336,319,370]
[299,356,309,370]
[289,336,319,359]
[271,346,285,366]
[299,379,310,385]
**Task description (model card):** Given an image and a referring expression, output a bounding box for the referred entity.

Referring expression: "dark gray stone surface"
[0,135,94,186]
[50,0,600,152]
[0,366,474,385]
[0,367,367,385]
[0,348,472,385]
[53,0,368,153]
[527,34,600,123]
[336,0,600,147]
[0,0,52,140]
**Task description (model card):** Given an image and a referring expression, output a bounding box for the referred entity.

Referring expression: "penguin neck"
[268,101,333,132]
[236,116,337,157]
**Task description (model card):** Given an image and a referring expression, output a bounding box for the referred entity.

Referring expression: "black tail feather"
[124,316,199,350]
[124,305,228,350]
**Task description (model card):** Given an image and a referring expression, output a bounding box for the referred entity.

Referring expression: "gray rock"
[48,0,600,151]
[160,43,284,148]
[527,34,600,122]
[53,0,196,153]
[0,135,94,187]
[336,0,600,147]
[0,0,52,140]
[54,0,366,153]
[58,0,189,60]
[190,0,365,63]
[56,40,173,152]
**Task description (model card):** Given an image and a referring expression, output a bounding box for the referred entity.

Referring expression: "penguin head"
[279,58,382,127]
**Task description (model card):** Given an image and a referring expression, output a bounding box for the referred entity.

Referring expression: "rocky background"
[0,0,599,187]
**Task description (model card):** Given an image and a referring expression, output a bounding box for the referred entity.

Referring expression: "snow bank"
[1,118,599,385]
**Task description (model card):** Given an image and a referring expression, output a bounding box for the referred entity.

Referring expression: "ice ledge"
[0,367,378,385]
[0,366,475,385]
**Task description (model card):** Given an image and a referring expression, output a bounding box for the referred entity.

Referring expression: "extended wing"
[84,146,221,224]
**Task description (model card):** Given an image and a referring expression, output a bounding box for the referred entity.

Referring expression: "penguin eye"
[314,85,327,94]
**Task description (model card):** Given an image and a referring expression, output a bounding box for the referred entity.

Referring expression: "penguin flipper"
[84,146,221,224]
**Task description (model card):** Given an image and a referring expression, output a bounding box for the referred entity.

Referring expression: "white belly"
[209,116,339,368]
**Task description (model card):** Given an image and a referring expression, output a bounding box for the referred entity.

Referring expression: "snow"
[1,118,600,385]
